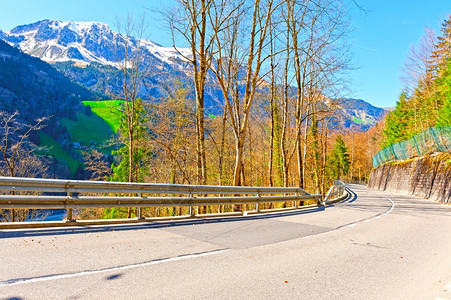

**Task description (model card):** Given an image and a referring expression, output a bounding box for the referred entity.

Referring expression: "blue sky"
[1,0,450,108]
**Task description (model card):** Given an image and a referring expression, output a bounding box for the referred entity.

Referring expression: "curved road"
[1,184,450,299]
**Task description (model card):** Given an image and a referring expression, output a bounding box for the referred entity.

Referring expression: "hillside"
[0,40,107,178]
[339,98,387,130]
[0,40,96,121]
[82,100,124,133]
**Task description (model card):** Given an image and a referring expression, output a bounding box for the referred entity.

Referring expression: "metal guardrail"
[341,179,367,185]
[0,177,347,225]
[323,180,346,204]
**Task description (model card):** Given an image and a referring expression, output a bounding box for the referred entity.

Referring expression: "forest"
[107,0,358,196]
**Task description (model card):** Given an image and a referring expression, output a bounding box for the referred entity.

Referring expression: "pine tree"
[382,92,415,147]
[429,16,451,76]
[111,98,150,183]
[434,59,451,126]
[328,135,350,180]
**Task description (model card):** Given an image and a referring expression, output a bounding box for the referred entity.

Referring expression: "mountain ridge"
[2,19,190,67]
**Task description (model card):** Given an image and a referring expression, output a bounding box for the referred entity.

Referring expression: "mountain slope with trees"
[0,39,104,179]
[0,40,97,121]
[382,15,451,147]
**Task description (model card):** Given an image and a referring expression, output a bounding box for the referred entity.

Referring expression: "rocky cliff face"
[368,152,451,204]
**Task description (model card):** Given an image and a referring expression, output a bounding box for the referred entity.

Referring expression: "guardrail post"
[65,192,75,223]
[255,192,260,212]
[136,193,144,220]
[294,192,299,209]
[189,193,195,217]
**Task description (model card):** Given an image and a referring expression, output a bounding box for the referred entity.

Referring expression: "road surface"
[1,184,450,299]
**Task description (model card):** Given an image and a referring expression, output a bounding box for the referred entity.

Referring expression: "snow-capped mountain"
[2,19,190,67]
[1,19,195,103]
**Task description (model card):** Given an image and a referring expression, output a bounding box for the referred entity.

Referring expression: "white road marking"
[346,196,395,229]
[446,281,451,289]
[0,248,229,287]
[382,197,395,215]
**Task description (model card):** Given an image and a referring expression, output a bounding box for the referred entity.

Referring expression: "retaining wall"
[368,152,451,204]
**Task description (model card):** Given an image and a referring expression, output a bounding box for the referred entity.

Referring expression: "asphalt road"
[1,184,450,299]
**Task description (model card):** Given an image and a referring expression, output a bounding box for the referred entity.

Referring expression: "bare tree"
[211,0,278,187]
[83,150,112,181]
[401,28,436,132]
[283,0,352,188]
[166,0,220,185]
[109,15,153,218]
[145,78,197,184]
[113,14,150,184]
[0,112,47,177]
[0,111,48,222]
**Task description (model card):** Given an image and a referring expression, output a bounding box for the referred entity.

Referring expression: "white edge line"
[382,197,395,216]
[0,248,229,287]
[345,196,395,229]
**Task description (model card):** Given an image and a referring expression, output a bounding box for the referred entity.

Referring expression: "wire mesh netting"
[373,126,451,168]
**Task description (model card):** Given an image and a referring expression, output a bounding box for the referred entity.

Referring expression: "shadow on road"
[0,205,327,239]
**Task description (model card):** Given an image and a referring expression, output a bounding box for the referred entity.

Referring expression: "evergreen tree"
[110,98,150,183]
[382,92,414,147]
[433,60,451,126]
[328,135,350,180]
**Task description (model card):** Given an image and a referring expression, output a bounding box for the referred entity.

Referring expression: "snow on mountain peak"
[2,19,189,67]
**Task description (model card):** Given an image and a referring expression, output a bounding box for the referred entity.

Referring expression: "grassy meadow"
[82,100,124,133]
[38,132,81,175]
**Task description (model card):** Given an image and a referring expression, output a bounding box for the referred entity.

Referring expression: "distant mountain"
[3,19,190,66]
[1,20,387,130]
[1,19,192,101]
[338,98,387,130]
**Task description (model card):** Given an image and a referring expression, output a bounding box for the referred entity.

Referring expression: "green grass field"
[352,117,365,124]
[61,112,114,148]
[82,100,124,133]
[38,132,80,175]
